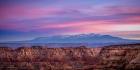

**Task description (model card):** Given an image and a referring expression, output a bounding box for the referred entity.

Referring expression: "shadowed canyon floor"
[0,44,140,70]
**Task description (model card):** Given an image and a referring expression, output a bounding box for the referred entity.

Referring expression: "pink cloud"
[0,22,30,31]
[34,20,139,33]
[91,6,140,16]
[0,21,20,29]
[1,5,140,33]
[104,31,140,40]
[1,18,140,33]
[0,6,62,19]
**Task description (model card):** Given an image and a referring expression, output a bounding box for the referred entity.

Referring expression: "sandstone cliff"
[0,44,140,70]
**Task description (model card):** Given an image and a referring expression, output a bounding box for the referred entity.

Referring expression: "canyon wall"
[0,44,140,70]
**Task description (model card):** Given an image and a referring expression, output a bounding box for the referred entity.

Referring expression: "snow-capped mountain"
[2,33,140,47]
[20,33,140,44]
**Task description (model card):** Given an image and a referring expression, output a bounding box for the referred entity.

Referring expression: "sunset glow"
[0,0,140,42]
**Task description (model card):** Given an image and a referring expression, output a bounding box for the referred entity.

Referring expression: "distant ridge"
[6,33,140,44]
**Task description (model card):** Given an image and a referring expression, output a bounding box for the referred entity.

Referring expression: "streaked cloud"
[0,0,140,41]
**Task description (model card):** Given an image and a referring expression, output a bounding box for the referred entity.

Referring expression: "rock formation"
[0,44,140,70]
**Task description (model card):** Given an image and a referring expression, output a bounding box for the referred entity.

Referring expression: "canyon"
[0,44,140,70]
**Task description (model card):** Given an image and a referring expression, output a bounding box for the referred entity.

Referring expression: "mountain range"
[5,33,140,46]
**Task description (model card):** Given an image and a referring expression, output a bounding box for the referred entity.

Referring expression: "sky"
[0,0,140,42]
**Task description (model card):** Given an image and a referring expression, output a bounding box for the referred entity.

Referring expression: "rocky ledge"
[0,44,140,70]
